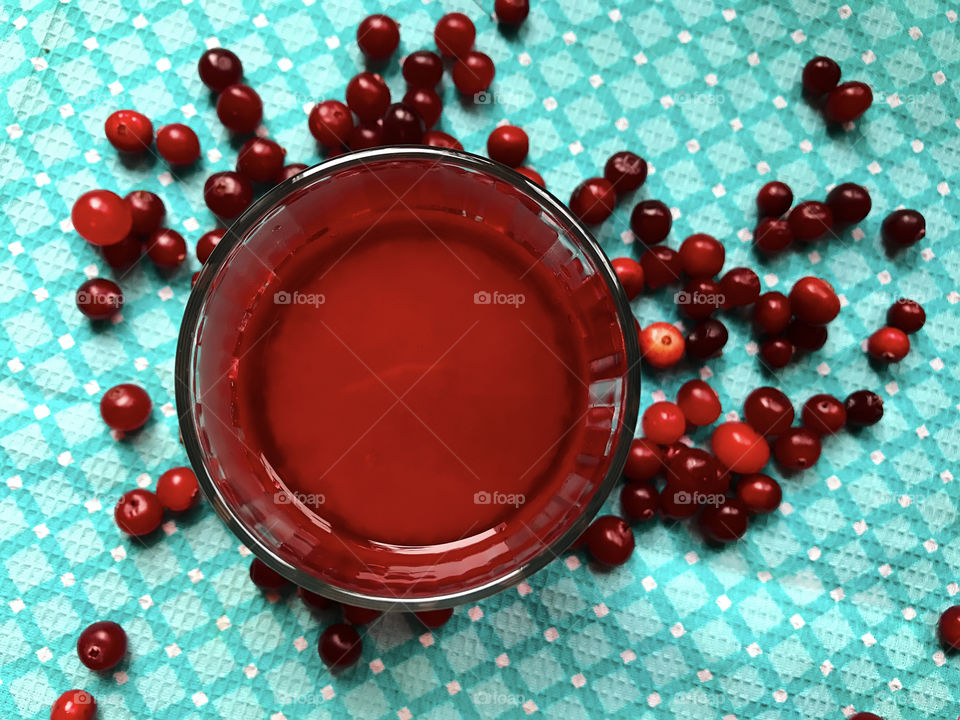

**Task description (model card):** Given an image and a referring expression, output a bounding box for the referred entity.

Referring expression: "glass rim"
[174,145,641,610]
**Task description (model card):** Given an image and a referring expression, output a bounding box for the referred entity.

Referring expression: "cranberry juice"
[184,151,637,601]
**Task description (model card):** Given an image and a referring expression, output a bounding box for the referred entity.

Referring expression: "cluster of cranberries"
[801,55,873,124]
[567,150,649,225]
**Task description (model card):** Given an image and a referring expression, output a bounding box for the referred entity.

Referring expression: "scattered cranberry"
[603,151,647,193]
[584,515,634,566]
[51,689,97,720]
[620,480,658,521]
[216,84,262,134]
[249,558,289,590]
[711,422,770,474]
[802,394,846,435]
[422,130,463,151]
[824,81,872,123]
[938,605,960,650]
[196,228,225,264]
[415,608,454,627]
[514,165,544,186]
[676,379,721,426]
[299,587,331,611]
[145,228,187,269]
[76,278,123,320]
[569,178,615,225]
[802,56,841,95]
[639,246,682,289]
[343,605,382,624]
[744,387,794,437]
[699,498,749,543]
[155,123,200,165]
[100,384,151,432]
[786,320,828,351]
[881,209,925,247]
[639,322,685,368]
[753,292,791,335]
[198,48,243,92]
[452,51,495,95]
[381,102,424,144]
[236,137,285,183]
[309,100,353,148]
[346,72,391,122]
[886,299,925,334]
[642,402,686,444]
[612,257,644,300]
[826,182,871,224]
[403,87,442,129]
[667,447,727,494]
[719,267,760,307]
[114,488,163,536]
[756,181,793,217]
[495,0,529,24]
[867,326,910,362]
[434,13,475,57]
[844,390,883,426]
[678,234,724,278]
[686,318,728,360]
[630,200,671,245]
[104,109,153,153]
[77,621,127,671]
[659,483,699,520]
[100,234,142,269]
[679,278,722,320]
[348,121,384,150]
[156,466,200,512]
[319,623,362,668]
[789,277,840,326]
[402,50,443,87]
[487,125,529,167]
[357,14,400,60]
[624,437,664,482]
[848,714,883,720]
[760,337,794,368]
[204,171,253,219]
[278,163,308,181]
[754,217,794,253]
[124,190,165,236]
[788,201,833,241]
[72,190,133,247]
[774,427,822,470]
[736,474,782,514]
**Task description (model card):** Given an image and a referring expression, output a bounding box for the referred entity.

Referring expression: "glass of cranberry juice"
[176,147,640,609]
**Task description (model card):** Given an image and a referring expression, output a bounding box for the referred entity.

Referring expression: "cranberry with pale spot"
[639,321,685,368]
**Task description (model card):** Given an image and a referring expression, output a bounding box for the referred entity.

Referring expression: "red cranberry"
[156,123,200,165]
[679,278,722,320]
[639,246,682,289]
[77,621,127,671]
[801,394,846,435]
[719,267,760,307]
[754,217,794,253]
[357,14,400,60]
[124,190,165,236]
[299,587,331,611]
[308,100,353,148]
[640,322,685,368]
[51,689,97,720]
[849,714,883,720]
[685,318,728,360]
[886,299,925,334]
[753,292,791,335]
[216,84,262,134]
[76,278,123,320]
[487,125,529,167]
[382,102,424,144]
[156,467,200,511]
[678,233,724,278]
[584,515,635,566]
[824,81,872,123]
[278,163,308,182]
[603,151,647,193]
[319,623,362,668]
[624,437,664,482]
[435,13,475,57]
[736,474,782,514]
[100,234,142,268]
[145,228,187,269]
[867,326,910,362]
[569,178,616,225]
[788,201,833,241]
[514,165,544,186]
[422,130,463,151]
[699,498,749,543]
[676,379,721,426]
[198,47,243,92]
[620,480,659,521]
[844,390,883,426]
[104,110,153,153]
[760,337,794,368]
[415,608,454,627]
[756,181,793,217]
[711,422,770,474]
[789,277,840,325]
[249,558,289,590]
[881,209,925,247]
[236,137,285,183]
[343,605,381,625]
[630,200,672,245]
[774,427,822,470]
[611,257,644,300]
[402,50,443,87]
[346,72,391,121]
[196,228,225,264]
[744,386,794,437]
[114,488,162,536]
[826,183,871,223]
[786,320,828,351]
[659,483,699,520]
[452,51,495,95]
[72,190,133,247]
[204,171,253,219]
[495,0,529,24]
[938,605,960,650]
[100,384,151,431]
[402,87,442,129]
[802,56,841,95]
[642,401,686,444]
[666,447,727,494]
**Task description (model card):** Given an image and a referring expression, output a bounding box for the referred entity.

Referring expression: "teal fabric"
[2,0,960,718]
